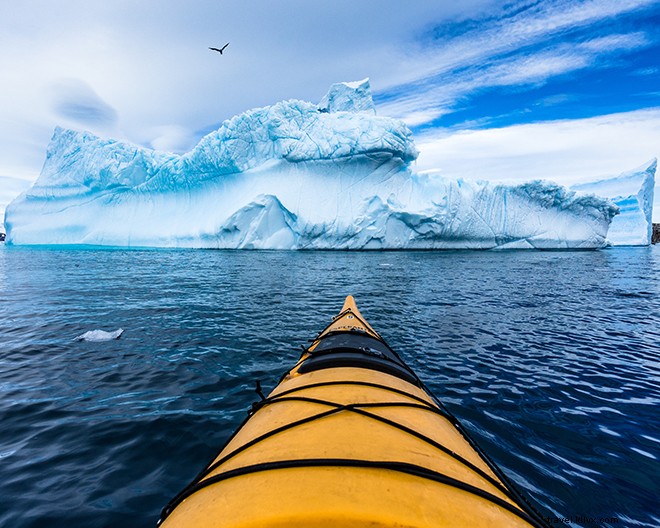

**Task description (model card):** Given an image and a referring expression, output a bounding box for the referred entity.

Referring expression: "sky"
[1,0,659,219]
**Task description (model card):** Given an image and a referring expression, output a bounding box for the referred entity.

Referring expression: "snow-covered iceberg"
[572,159,656,246]
[4,79,617,249]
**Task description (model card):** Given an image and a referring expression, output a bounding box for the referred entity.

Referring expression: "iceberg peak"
[318,78,375,114]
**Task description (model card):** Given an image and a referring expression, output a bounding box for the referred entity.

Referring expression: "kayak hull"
[160,297,547,527]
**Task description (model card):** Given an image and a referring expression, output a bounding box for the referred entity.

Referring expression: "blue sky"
[1,0,659,217]
[376,0,660,132]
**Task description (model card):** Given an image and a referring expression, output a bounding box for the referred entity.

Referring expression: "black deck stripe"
[270,379,453,418]
[179,395,509,505]
[164,379,473,506]
[252,395,511,496]
[159,350,550,528]
[413,380,552,527]
[194,406,345,479]
[271,377,550,526]
[157,406,347,524]
[161,458,546,528]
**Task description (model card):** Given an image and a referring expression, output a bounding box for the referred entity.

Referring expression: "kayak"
[158,295,549,527]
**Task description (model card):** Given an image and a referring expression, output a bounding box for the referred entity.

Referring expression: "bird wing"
[220,42,229,51]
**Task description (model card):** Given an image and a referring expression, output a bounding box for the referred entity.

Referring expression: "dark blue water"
[1,246,658,528]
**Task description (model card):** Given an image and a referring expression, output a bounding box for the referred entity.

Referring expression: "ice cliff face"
[4,79,617,249]
[572,159,656,246]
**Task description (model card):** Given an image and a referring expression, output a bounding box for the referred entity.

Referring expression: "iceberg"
[4,79,617,249]
[0,175,32,232]
[572,160,656,246]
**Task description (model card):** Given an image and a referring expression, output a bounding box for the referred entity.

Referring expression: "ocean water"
[0,246,658,528]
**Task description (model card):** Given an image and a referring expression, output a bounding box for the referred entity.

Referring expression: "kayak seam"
[160,458,547,528]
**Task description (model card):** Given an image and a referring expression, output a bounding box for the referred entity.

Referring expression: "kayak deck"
[159,296,548,527]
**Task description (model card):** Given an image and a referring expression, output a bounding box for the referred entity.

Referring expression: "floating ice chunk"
[76,328,124,342]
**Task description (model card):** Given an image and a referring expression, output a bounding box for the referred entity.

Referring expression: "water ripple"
[0,246,658,527]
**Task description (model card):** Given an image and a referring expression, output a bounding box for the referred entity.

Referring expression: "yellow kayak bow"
[159,296,549,527]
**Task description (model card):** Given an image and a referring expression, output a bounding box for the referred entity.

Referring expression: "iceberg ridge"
[5,80,618,249]
[572,159,656,246]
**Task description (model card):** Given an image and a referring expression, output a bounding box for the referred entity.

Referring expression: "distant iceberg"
[572,159,656,246]
[4,79,618,249]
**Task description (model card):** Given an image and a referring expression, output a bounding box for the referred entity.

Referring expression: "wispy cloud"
[414,107,660,185]
[49,78,118,129]
[578,32,649,52]
[377,0,658,126]
[0,0,657,190]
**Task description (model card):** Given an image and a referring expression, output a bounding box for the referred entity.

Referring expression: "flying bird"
[209,43,229,55]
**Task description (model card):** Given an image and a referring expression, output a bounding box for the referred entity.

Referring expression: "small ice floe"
[75,328,124,342]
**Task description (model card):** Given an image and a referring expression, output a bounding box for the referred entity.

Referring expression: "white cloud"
[0,0,494,180]
[481,49,591,86]
[578,32,649,52]
[377,0,657,125]
[415,108,660,181]
[49,78,118,130]
[378,35,637,125]
[414,108,660,220]
[379,0,657,90]
[148,125,198,154]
